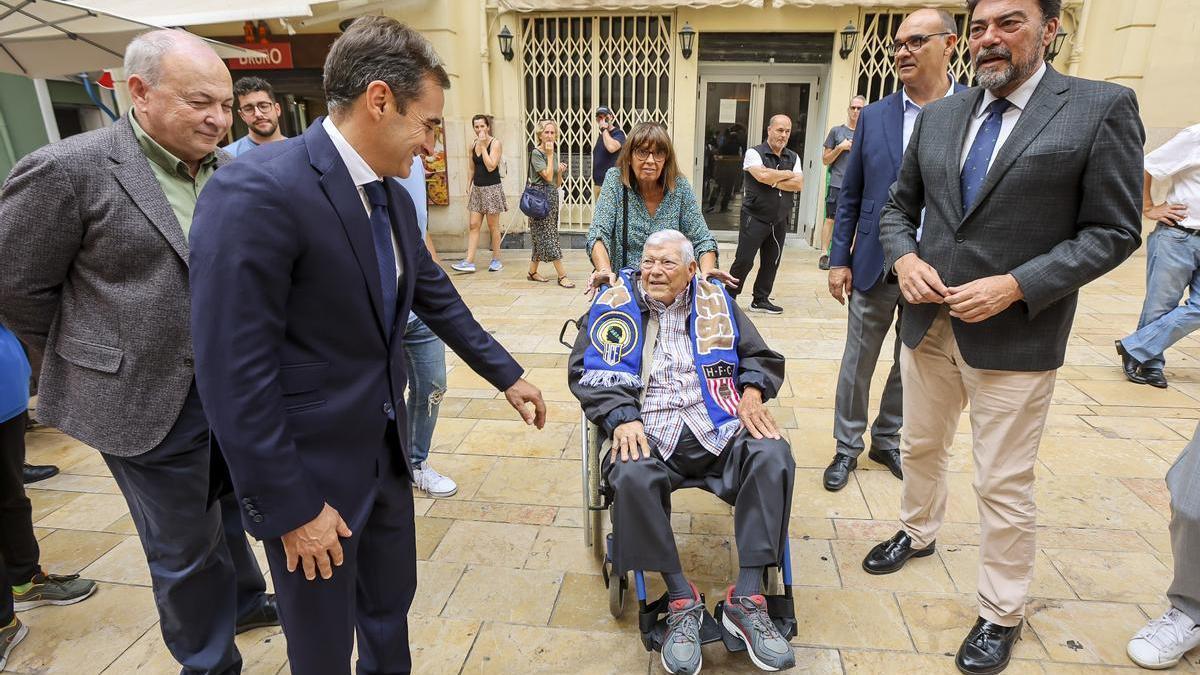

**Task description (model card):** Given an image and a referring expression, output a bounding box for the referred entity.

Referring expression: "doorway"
[694,65,826,245]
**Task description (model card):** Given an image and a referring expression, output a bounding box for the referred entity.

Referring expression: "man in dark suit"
[823,8,966,491]
[189,18,546,674]
[0,30,276,673]
[864,1,1144,672]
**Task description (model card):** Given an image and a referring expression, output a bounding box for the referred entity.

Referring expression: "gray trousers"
[833,278,904,457]
[604,427,795,577]
[1167,421,1200,623]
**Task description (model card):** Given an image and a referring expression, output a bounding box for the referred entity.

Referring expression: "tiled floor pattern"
[8,242,1200,674]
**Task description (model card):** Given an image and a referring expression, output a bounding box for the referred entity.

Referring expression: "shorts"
[825,186,841,220]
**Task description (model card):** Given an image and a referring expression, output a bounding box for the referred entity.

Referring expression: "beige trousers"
[899,310,1056,626]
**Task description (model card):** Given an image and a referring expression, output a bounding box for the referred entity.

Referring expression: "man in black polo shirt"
[592,106,625,201]
[729,114,803,314]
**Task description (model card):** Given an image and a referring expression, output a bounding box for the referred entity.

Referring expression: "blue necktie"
[361,180,397,335]
[960,98,1011,213]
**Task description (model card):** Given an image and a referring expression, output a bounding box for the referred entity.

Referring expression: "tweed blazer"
[0,115,228,456]
[878,66,1144,371]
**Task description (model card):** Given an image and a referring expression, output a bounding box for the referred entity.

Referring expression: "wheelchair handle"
[558,318,581,349]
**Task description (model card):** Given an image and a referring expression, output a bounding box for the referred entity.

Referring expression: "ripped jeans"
[404,316,447,467]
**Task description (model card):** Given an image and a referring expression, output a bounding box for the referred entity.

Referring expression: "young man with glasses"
[818,96,864,270]
[226,76,287,157]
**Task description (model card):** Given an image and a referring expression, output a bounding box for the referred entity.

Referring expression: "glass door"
[698,81,751,232]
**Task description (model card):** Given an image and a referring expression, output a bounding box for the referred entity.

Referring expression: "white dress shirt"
[322,116,403,285]
[959,62,1047,172]
[1145,123,1200,230]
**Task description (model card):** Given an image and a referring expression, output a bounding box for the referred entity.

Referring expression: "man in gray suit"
[0,30,276,673]
[863,1,1144,673]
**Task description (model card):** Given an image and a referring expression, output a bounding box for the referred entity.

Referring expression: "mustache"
[975,45,1012,65]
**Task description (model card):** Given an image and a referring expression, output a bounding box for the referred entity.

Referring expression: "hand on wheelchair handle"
[612,420,651,462]
[738,386,781,440]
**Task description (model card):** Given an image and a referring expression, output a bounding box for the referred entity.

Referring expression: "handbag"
[519,151,551,220]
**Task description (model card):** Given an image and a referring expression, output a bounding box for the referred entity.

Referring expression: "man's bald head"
[124,29,225,88]
[894,8,958,87]
[769,114,792,128]
[901,8,958,35]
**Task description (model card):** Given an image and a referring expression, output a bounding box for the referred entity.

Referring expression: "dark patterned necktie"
[960,98,1011,212]
[361,180,397,334]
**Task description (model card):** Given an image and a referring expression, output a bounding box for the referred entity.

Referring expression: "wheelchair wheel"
[608,569,628,618]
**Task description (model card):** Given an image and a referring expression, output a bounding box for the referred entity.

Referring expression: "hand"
[504,378,547,429]
[894,253,949,305]
[838,138,853,151]
[558,162,568,175]
[944,274,1023,323]
[737,387,780,440]
[585,269,616,298]
[281,503,353,581]
[1145,202,1188,224]
[828,267,853,305]
[702,268,740,289]
[612,420,651,462]
[542,141,555,154]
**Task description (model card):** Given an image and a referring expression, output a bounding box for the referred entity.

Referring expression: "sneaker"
[413,462,458,498]
[451,260,476,273]
[13,572,97,611]
[0,618,28,671]
[750,300,783,315]
[1127,606,1200,669]
[721,586,795,672]
[488,258,503,272]
[661,584,704,675]
[818,255,830,270]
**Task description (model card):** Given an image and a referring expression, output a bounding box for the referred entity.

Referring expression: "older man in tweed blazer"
[862,0,1144,673]
[0,31,275,673]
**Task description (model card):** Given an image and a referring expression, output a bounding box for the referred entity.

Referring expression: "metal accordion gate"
[520,14,674,229]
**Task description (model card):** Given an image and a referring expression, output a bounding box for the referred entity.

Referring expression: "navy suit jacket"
[829,83,966,291]
[190,120,523,540]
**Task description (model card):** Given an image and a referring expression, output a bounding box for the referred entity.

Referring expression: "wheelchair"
[565,309,798,656]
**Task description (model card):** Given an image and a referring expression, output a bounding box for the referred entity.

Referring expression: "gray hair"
[323,16,450,114]
[937,9,958,34]
[644,229,695,266]
[124,29,207,87]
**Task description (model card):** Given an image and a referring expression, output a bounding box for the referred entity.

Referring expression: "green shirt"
[128,112,219,239]
[529,148,561,186]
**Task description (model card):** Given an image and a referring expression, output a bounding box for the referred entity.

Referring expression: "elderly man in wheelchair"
[567,229,797,674]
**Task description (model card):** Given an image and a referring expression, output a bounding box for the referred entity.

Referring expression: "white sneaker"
[1127,606,1200,669]
[413,462,458,498]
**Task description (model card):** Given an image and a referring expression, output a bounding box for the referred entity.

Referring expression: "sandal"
[558,276,576,289]
[527,272,549,283]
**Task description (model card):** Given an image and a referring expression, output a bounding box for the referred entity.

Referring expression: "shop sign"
[228,42,294,70]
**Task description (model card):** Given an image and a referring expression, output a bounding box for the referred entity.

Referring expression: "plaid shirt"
[640,284,738,460]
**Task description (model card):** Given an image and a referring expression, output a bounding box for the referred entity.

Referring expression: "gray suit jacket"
[879,66,1144,371]
[0,115,229,456]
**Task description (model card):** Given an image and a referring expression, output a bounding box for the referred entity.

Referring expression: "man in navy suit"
[189,17,546,674]
[822,8,966,491]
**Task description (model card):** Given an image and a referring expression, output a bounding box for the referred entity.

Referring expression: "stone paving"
[7,241,1200,674]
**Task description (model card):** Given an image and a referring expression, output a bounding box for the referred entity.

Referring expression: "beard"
[974,42,1041,92]
[249,121,278,139]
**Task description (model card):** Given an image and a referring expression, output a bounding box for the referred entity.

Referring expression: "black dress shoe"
[868,446,903,480]
[236,594,280,634]
[823,454,857,492]
[1139,367,1168,389]
[1114,340,1146,384]
[862,530,935,575]
[955,617,1022,674]
[22,463,59,484]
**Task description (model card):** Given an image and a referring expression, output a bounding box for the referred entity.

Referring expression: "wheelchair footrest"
[637,593,724,653]
[712,594,798,653]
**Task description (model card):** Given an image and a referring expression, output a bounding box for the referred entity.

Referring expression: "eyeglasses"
[640,257,681,272]
[968,16,1030,40]
[633,148,667,162]
[238,101,275,115]
[890,32,953,55]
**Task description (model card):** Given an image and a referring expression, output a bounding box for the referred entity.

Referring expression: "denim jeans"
[404,316,447,467]
[1123,224,1200,369]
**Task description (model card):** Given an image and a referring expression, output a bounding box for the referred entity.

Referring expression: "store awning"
[498,0,762,10]
[80,0,318,26]
[0,0,262,78]
[770,0,1082,7]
